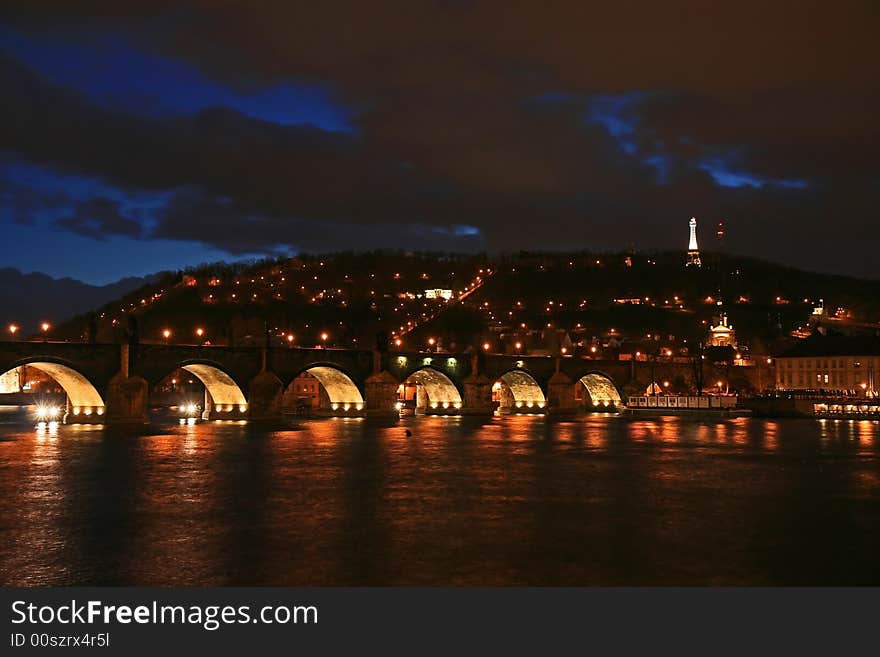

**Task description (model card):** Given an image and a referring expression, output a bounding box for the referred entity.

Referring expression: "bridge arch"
[2,358,105,414]
[494,369,546,411]
[400,366,462,411]
[577,371,622,408]
[167,361,248,412]
[284,364,364,414]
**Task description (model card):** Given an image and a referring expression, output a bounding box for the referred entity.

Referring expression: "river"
[1,414,878,585]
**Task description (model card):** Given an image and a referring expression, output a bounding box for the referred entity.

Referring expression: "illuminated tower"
[686,217,702,267]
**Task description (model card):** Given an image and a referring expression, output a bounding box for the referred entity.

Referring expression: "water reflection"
[856,420,876,447]
[0,415,878,586]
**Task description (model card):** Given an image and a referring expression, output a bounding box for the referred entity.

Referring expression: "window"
[823,374,829,384]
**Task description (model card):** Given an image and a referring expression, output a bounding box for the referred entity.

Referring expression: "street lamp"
[8,324,18,336]
[287,334,295,344]
[195,327,204,340]
[483,342,491,352]
[162,329,171,343]
[41,322,50,342]
[320,332,329,347]
[428,337,436,351]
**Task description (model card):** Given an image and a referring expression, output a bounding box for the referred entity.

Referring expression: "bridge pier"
[103,344,149,423]
[462,373,493,415]
[104,371,149,423]
[546,370,577,415]
[364,370,400,417]
[201,389,213,420]
[247,371,284,422]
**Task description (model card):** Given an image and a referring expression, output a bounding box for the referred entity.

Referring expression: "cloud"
[151,186,485,254]
[53,197,143,239]
[0,2,879,277]
[0,160,71,224]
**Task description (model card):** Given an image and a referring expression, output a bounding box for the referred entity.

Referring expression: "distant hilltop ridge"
[0,267,160,334]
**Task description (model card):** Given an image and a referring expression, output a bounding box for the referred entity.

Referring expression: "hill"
[53,250,880,358]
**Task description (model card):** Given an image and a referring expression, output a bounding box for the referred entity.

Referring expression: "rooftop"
[778,334,880,358]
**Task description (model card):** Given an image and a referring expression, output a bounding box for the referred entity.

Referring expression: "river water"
[1,414,878,586]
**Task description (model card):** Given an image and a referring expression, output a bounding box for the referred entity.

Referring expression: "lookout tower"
[686,217,702,268]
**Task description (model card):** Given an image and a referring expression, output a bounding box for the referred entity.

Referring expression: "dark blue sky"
[1,23,354,282]
[1,2,878,283]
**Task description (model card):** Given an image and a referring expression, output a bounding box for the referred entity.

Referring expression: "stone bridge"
[0,340,749,423]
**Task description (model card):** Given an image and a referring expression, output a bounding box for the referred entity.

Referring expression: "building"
[425,288,453,300]
[709,313,736,348]
[775,336,880,394]
[285,371,324,410]
[686,217,702,267]
[0,367,20,394]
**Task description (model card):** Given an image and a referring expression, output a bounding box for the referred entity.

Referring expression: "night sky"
[1,2,877,284]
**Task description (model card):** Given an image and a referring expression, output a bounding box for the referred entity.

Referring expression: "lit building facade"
[286,371,323,409]
[775,338,880,394]
[708,313,736,348]
[0,367,20,394]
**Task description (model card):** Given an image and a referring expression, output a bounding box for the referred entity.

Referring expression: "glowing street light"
[394,338,403,347]
[8,324,18,336]
[195,327,205,339]
[514,341,522,352]
[41,322,50,333]
[287,334,295,344]
[162,329,171,343]
[483,342,491,351]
